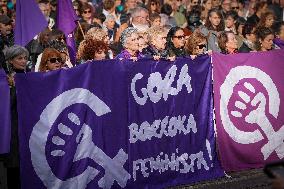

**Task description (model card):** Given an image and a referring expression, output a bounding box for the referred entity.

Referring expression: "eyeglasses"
[83,10,91,14]
[197,44,206,49]
[48,57,62,64]
[173,35,185,40]
[232,6,239,10]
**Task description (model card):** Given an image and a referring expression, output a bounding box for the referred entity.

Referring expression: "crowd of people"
[1,0,284,188]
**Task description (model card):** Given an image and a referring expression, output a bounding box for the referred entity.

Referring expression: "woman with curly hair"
[217,31,238,54]
[116,27,143,60]
[185,30,208,56]
[77,39,109,62]
[256,11,276,29]
[39,48,64,72]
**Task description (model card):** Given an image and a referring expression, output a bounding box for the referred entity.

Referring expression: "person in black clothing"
[142,26,170,59]
[1,45,30,189]
[247,2,268,25]
[166,26,187,57]
[0,15,14,49]
[239,23,257,53]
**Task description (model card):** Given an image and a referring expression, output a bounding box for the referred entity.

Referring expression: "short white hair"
[130,6,149,19]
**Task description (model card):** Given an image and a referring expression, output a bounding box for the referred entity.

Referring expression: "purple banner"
[213,50,284,171]
[57,0,78,65]
[15,0,48,46]
[16,57,223,189]
[0,69,10,154]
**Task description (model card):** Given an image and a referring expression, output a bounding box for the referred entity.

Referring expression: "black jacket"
[238,42,253,53]
[142,45,169,59]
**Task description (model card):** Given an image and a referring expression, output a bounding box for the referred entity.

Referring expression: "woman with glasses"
[79,2,94,24]
[39,48,63,72]
[166,26,186,57]
[200,8,224,52]
[217,31,238,54]
[116,27,143,60]
[185,30,208,56]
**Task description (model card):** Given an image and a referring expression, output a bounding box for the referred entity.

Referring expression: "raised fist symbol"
[220,66,284,160]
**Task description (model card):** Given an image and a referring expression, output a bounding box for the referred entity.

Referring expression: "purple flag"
[0,69,11,154]
[15,0,48,46]
[57,0,78,65]
[213,50,284,171]
[15,57,224,188]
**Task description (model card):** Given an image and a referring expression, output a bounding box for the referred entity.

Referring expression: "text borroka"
[129,64,213,181]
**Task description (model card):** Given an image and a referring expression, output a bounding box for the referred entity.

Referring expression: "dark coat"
[142,45,169,59]
[238,42,253,53]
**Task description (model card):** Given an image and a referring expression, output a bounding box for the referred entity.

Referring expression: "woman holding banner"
[217,31,238,54]
[255,27,275,52]
[185,30,208,56]
[142,26,170,59]
[38,48,64,72]
[1,45,30,189]
[166,26,187,57]
[116,27,143,60]
[77,39,109,62]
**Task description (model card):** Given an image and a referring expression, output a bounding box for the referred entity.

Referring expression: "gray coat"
[200,26,221,53]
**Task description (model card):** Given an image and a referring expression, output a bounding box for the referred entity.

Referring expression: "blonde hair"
[146,26,166,42]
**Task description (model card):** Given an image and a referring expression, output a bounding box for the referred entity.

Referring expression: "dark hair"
[273,21,284,35]
[149,12,161,22]
[93,12,106,23]
[242,23,256,38]
[146,0,161,14]
[255,2,267,12]
[217,30,234,53]
[256,27,274,41]
[79,2,94,16]
[255,27,274,50]
[225,10,238,21]
[103,0,115,10]
[160,3,172,16]
[205,8,224,32]
[166,26,186,56]
[187,6,202,30]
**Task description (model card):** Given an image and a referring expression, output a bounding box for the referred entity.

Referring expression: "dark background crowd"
[1,0,284,188]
